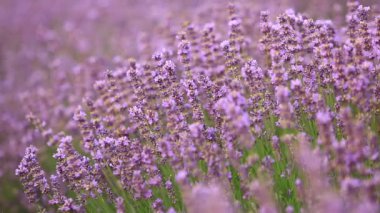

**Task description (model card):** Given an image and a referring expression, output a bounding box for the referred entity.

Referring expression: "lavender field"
[1,0,380,212]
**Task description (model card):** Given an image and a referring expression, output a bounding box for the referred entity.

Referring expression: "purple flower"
[16,146,50,203]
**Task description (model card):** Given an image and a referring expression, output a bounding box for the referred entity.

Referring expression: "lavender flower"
[53,135,100,201]
[183,183,235,213]
[15,146,50,203]
[10,1,380,212]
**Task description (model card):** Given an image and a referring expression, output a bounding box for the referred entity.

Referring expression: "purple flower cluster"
[15,146,50,204]
[4,0,380,212]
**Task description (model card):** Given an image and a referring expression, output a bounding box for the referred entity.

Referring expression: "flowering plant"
[2,0,380,212]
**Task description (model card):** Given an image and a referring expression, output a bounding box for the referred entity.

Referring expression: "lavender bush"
[1,0,380,212]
